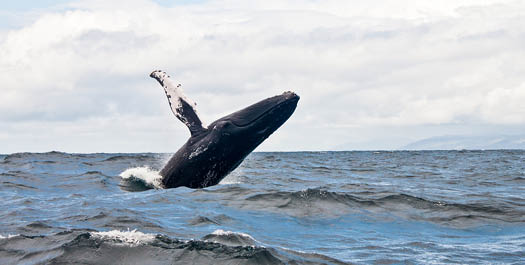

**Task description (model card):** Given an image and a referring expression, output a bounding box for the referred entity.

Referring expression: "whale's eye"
[219,121,233,128]
[213,121,231,131]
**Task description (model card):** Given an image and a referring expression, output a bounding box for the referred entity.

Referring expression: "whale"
[150,70,299,189]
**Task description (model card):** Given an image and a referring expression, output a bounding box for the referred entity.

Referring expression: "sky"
[1,0,524,153]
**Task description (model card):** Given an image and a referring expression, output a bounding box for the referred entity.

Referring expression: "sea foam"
[202,229,259,247]
[90,229,156,246]
[119,166,163,189]
[0,234,18,239]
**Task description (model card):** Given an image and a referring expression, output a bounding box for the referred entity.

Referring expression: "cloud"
[0,0,524,153]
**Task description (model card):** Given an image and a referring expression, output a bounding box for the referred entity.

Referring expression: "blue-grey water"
[1,150,524,264]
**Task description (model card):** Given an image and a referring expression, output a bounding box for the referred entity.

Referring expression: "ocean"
[1,150,524,264]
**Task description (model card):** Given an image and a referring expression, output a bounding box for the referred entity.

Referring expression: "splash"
[202,229,259,247]
[211,229,255,240]
[219,169,243,185]
[119,166,163,189]
[90,229,156,246]
[0,234,18,239]
[219,174,242,185]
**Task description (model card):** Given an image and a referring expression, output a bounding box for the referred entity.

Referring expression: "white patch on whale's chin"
[119,166,163,189]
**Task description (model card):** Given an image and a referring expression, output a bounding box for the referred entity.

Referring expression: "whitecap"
[119,166,163,189]
[203,229,259,247]
[0,234,18,239]
[90,229,156,246]
[213,229,253,238]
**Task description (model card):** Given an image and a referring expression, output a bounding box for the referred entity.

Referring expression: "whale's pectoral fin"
[150,70,206,135]
[176,97,206,135]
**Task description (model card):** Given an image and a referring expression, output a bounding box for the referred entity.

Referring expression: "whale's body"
[150,70,299,189]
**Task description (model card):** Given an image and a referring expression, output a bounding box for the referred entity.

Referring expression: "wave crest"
[90,229,156,246]
[119,167,163,191]
[239,188,523,225]
[0,229,348,265]
[0,234,18,239]
[202,229,258,247]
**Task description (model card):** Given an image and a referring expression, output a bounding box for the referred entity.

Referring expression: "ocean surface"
[1,150,524,264]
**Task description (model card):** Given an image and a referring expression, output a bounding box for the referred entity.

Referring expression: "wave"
[189,216,220,226]
[189,214,234,226]
[103,154,154,162]
[80,170,106,176]
[202,229,259,247]
[1,181,36,190]
[3,151,69,161]
[90,229,156,246]
[119,167,163,191]
[0,230,345,265]
[0,234,18,239]
[237,188,524,225]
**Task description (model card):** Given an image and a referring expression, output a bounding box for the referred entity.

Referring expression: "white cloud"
[0,0,524,153]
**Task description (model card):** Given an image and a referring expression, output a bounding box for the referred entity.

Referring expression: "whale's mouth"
[228,92,299,127]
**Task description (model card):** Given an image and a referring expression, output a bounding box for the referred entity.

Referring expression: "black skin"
[160,92,299,189]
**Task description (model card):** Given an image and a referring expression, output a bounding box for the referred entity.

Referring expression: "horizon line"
[2,148,525,155]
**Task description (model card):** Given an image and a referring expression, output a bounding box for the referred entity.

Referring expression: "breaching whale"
[150,70,299,189]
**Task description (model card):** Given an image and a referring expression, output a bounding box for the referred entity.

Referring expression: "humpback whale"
[150,70,299,189]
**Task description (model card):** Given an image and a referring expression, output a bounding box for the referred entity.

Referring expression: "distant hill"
[402,135,525,150]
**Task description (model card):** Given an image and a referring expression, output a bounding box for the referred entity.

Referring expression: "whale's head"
[222,91,298,126]
[200,91,299,158]
[212,91,299,144]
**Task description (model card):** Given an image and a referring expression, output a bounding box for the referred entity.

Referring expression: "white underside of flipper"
[150,70,207,134]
